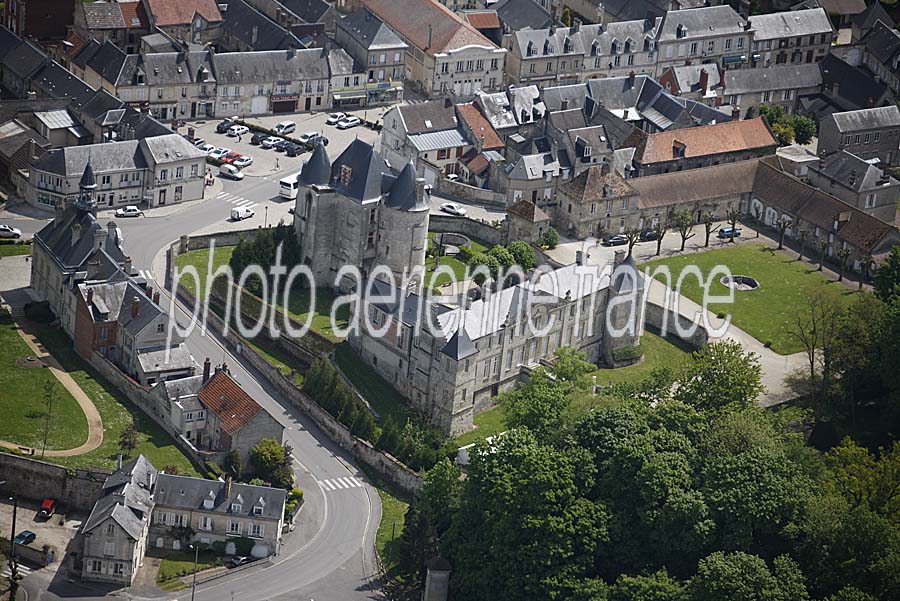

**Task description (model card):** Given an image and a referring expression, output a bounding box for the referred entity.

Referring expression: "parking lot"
[0,498,81,570]
[181,107,384,179]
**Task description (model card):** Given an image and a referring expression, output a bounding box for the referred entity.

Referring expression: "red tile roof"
[198,371,262,435]
[144,0,222,27]
[65,31,86,57]
[508,199,550,223]
[362,0,497,57]
[638,117,776,165]
[464,10,501,30]
[456,102,504,150]
[119,2,147,29]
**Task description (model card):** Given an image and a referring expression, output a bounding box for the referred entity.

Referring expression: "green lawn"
[644,245,857,355]
[173,246,235,299]
[453,405,507,448]
[247,337,304,387]
[334,344,412,424]
[0,244,31,257]
[155,550,223,588]
[0,312,88,450]
[425,255,469,291]
[32,327,200,475]
[587,330,693,388]
[376,486,408,573]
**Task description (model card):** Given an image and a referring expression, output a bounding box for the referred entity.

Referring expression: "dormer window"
[563,37,573,53]
[584,145,592,157]
[624,39,633,53]
[591,40,601,56]
[231,502,242,513]
[612,39,621,54]
[543,39,553,54]
[203,490,215,510]
[253,506,263,516]
[527,41,535,57]
[676,24,687,39]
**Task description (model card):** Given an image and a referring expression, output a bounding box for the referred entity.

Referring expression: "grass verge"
[155,550,223,588]
[453,405,507,448]
[334,343,412,424]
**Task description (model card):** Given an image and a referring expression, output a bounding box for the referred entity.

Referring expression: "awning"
[333,91,367,100]
[751,53,762,61]
[723,54,747,65]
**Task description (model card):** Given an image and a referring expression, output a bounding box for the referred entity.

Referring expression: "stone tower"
[602,250,644,365]
[75,159,98,215]
[376,160,430,289]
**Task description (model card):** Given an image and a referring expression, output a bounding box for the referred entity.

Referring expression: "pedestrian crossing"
[136,269,154,281]
[1,563,34,579]
[216,191,258,210]
[318,477,364,492]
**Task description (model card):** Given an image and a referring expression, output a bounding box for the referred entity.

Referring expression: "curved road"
[17,176,382,601]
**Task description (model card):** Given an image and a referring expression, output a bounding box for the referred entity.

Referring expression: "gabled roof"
[337,7,407,51]
[637,117,776,165]
[120,2,147,29]
[144,0,223,27]
[559,168,637,204]
[212,48,329,84]
[198,370,264,435]
[456,102,503,150]
[464,11,501,30]
[860,19,900,65]
[117,279,165,336]
[397,98,458,134]
[818,54,892,113]
[507,199,550,222]
[812,150,899,193]
[440,325,477,360]
[361,0,497,57]
[853,0,892,31]
[630,159,761,209]
[32,140,144,177]
[280,0,333,24]
[492,0,554,30]
[658,6,747,42]
[329,138,389,201]
[154,473,286,520]
[79,1,127,30]
[2,39,48,80]
[83,455,157,541]
[829,105,900,132]
[724,62,821,94]
[817,0,866,16]
[222,0,302,51]
[139,133,207,164]
[750,8,833,40]
[34,205,126,271]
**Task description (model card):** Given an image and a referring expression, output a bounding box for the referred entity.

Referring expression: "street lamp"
[188,543,200,601]
[264,206,268,228]
[2,481,22,601]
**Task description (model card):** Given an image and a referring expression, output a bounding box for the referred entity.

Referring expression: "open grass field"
[173,245,235,299]
[32,327,200,475]
[0,312,88,450]
[643,244,857,355]
[155,550,223,589]
[453,405,507,448]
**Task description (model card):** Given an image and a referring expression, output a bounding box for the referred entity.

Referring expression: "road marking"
[1,563,33,578]
[137,269,154,281]
[233,199,256,208]
[318,477,363,491]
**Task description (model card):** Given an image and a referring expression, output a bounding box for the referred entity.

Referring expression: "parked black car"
[639,229,660,242]
[602,234,629,246]
[308,134,329,146]
[272,139,291,152]
[215,120,234,134]
[284,143,304,157]
[250,132,268,145]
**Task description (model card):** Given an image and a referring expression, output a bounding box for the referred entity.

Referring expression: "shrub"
[541,227,560,249]
[204,461,223,479]
[0,238,32,246]
[507,240,535,270]
[611,345,644,363]
[232,536,255,556]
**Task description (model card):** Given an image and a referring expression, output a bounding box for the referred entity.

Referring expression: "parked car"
[308,134,329,146]
[114,205,144,218]
[0,224,22,238]
[297,131,319,145]
[209,147,231,160]
[219,164,244,180]
[199,143,217,154]
[284,143,303,157]
[602,234,629,246]
[192,138,206,147]
[717,226,742,239]
[639,229,659,242]
[272,139,291,152]
[227,556,255,568]
[39,498,57,518]
[231,206,254,221]
[233,155,253,168]
[445,173,459,182]
[222,151,243,164]
[215,120,235,134]
[227,124,249,137]
[440,202,467,216]
[274,121,296,135]
[336,116,362,130]
[250,132,268,145]
[14,531,36,546]
[261,136,283,149]
[325,112,346,125]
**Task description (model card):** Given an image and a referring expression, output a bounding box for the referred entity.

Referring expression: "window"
[529,64,536,74]
[113,563,124,576]
[106,523,115,535]
[456,60,464,71]
[199,516,212,530]
[102,175,111,185]
[176,166,183,179]
[159,169,168,181]
[231,502,242,513]
[865,193,876,208]
[782,89,793,100]
[762,91,771,102]
[546,61,553,72]
[175,185,182,201]
[157,88,163,99]
[725,38,732,50]
[91,560,102,573]
[854,134,861,144]
[191,164,198,177]
[865,133,871,144]
[614,55,621,67]
[737,37,744,49]
[379,53,386,63]
[491,58,498,69]
[441,62,449,74]
[157,323,165,333]
[104,542,115,556]
[228,521,242,534]
[394,52,401,62]
[476,59,484,70]
[844,135,851,145]
[250,523,263,537]
[690,42,698,55]
[627,54,634,66]
[874,132,881,143]
[437,148,450,160]
[621,198,628,209]
[253,506,263,516]
[707,40,715,52]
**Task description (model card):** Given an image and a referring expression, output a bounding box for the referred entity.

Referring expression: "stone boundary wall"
[643,301,710,348]
[175,281,423,497]
[0,453,109,513]
[435,179,506,206]
[182,228,262,252]
[429,214,503,247]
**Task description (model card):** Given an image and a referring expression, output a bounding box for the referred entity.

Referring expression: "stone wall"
[643,301,709,349]
[182,228,262,252]
[0,453,109,513]
[429,214,504,247]
[435,179,506,207]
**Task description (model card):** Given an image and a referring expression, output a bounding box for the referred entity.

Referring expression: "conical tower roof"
[298,141,331,186]
[385,160,427,211]
[80,160,96,189]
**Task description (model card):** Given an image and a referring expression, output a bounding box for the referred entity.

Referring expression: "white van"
[274,121,296,135]
[231,206,254,221]
[219,163,244,180]
[279,171,302,199]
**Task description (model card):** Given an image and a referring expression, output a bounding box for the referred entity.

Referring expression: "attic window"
[341,164,353,186]
[253,506,263,516]
[203,490,215,510]
[231,502,242,513]
[424,119,432,128]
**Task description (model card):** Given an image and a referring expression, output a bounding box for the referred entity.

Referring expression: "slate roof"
[137,344,194,373]
[83,41,129,85]
[440,326,477,360]
[298,141,331,185]
[117,279,165,337]
[83,455,157,541]
[812,150,899,193]
[140,134,207,164]
[817,0,866,16]
[33,140,144,177]
[507,199,550,222]
[0,120,46,161]
[750,8,833,41]
[337,7,407,51]
[2,39,48,80]
[79,280,128,323]
[144,0,223,27]
[593,0,671,22]
[329,138,390,201]
[493,0,554,30]
[629,159,761,209]
[35,205,126,271]
[80,2,127,29]
[860,19,900,65]
[154,473,286,521]
[280,0,333,24]
[456,102,503,149]
[819,54,892,112]
[361,0,497,56]
[213,48,329,84]
[222,0,302,50]
[668,64,723,95]
[637,117,776,164]
[197,370,264,435]
[657,6,747,42]
[327,48,355,76]
[384,161,428,211]
[853,0,892,31]
[31,62,95,110]
[723,62,821,94]
[829,105,900,132]
[397,98,457,134]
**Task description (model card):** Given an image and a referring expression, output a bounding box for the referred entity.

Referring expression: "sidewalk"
[95,178,224,220]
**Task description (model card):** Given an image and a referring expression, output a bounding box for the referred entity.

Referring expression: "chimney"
[146,284,153,300]
[93,227,105,250]
[575,250,583,265]
[153,291,160,305]
[831,81,840,97]
[561,99,569,110]
[415,176,427,204]
[732,106,741,119]
[54,198,65,220]
[672,140,686,158]
[613,249,626,267]
[549,24,556,36]
[426,24,432,50]
[87,288,94,306]
[225,476,233,499]
[699,68,709,95]
[131,296,140,318]
[628,70,635,88]
[340,164,353,186]
[124,256,133,275]
[600,159,611,176]
[251,25,258,46]
[572,18,581,33]
[203,357,211,382]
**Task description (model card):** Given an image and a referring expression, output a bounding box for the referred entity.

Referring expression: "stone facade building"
[654,6,753,76]
[806,150,900,224]
[818,105,900,166]
[747,7,833,68]
[334,7,407,106]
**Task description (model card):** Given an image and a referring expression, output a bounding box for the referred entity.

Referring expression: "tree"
[751,203,763,238]
[771,121,796,146]
[541,227,560,249]
[859,252,873,291]
[789,286,843,390]
[793,115,816,145]
[250,438,293,489]
[625,227,642,254]
[550,347,595,384]
[500,375,572,444]
[824,438,900,524]
[673,340,765,412]
[487,245,515,270]
[654,218,669,256]
[687,552,810,601]
[506,240,535,270]
[798,228,809,261]
[224,449,242,479]
[777,216,792,250]
[817,238,829,271]
[702,212,718,247]
[837,248,852,283]
[119,423,138,457]
[468,252,501,284]
[610,570,684,601]
[725,207,740,243]
[672,209,695,252]
[874,246,900,302]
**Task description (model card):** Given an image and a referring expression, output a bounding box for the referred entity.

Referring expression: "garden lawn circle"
[720,274,760,291]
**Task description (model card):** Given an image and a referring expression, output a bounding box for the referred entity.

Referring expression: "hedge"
[611,345,644,363]
[0,238,32,246]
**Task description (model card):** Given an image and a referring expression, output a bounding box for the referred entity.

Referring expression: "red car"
[222,152,243,164]
[39,498,57,518]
